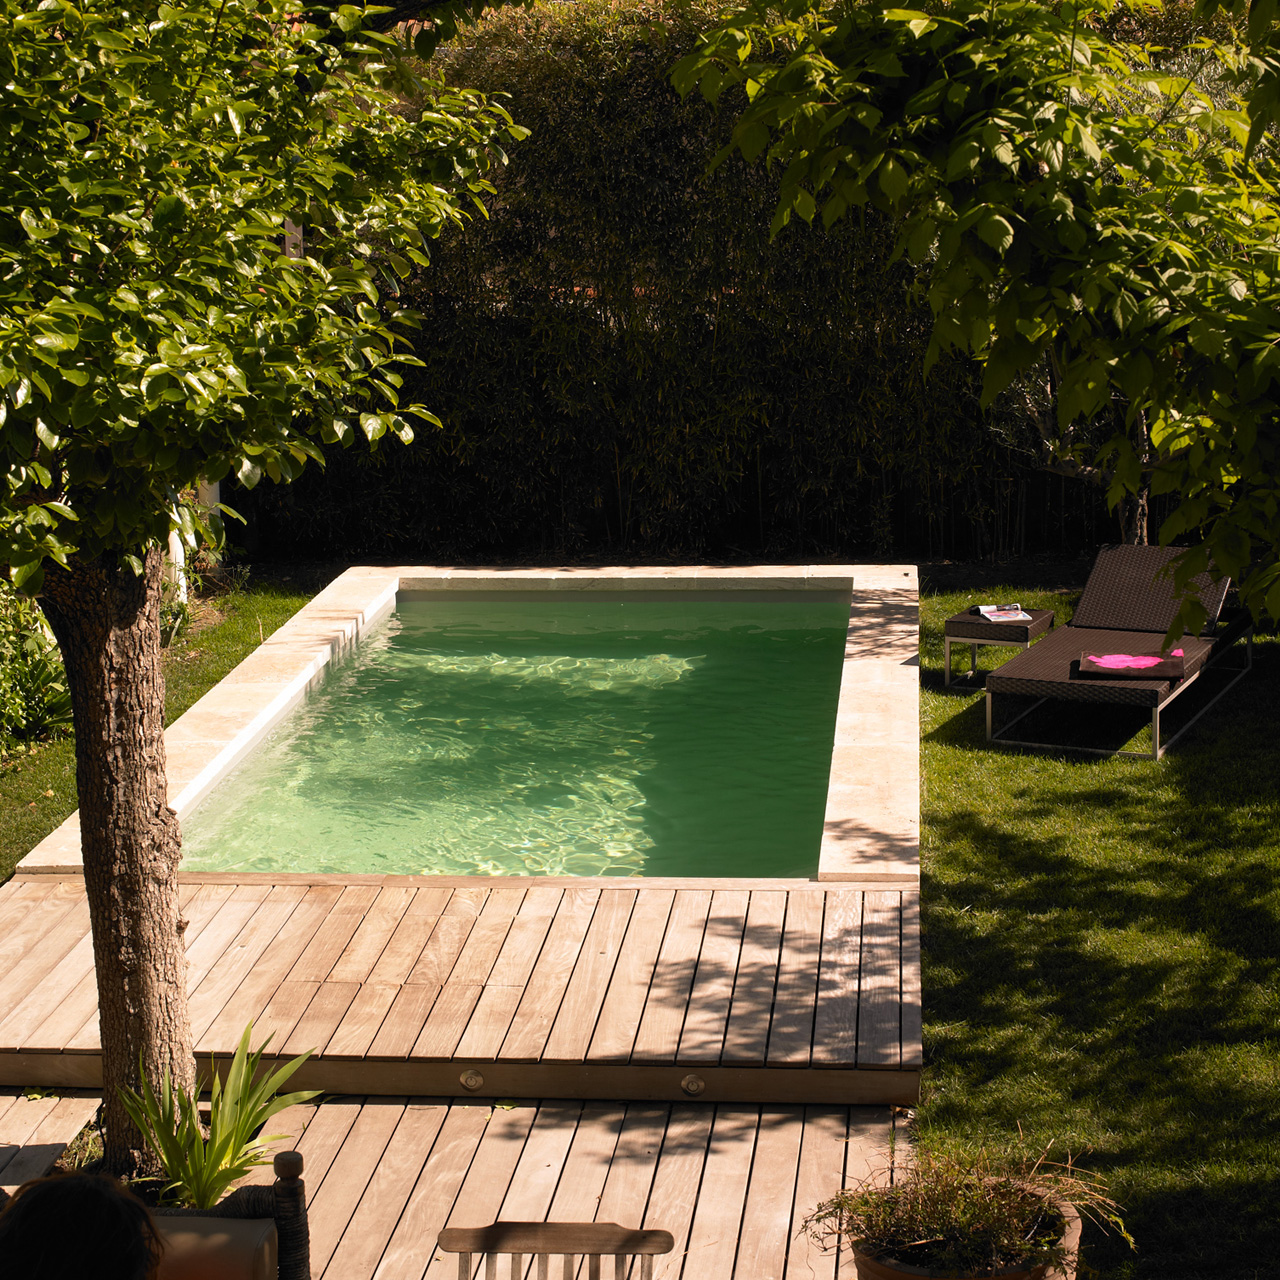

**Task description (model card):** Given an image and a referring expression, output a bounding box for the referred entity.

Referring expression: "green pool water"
[180,598,847,877]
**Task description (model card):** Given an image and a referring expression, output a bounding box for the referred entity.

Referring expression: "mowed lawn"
[917,585,1280,1280]
[0,579,314,881]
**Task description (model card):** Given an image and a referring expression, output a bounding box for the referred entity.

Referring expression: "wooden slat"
[325,983,401,1060]
[545,1101,627,1223]
[367,984,439,1059]
[308,1098,408,1277]
[501,889,601,1061]
[631,890,712,1064]
[421,1104,539,1280]
[369,1102,491,1280]
[0,1093,100,1191]
[900,891,923,1070]
[782,1109,846,1280]
[643,1105,716,1280]
[0,880,83,986]
[251,980,321,1053]
[593,1105,668,1229]
[287,1096,364,1199]
[542,890,637,1062]
[405,887,489,987]
[0,1093,61,1181]
[855,893,901,1069]
[322,1100,449,1280]
[199,884,345,1054]
[677,890,749,1063]
[496,1100,582,1221]
[0,898,90,1014]
[586,891,675,1064]
[721,890,787,1066]
[811,891,864,1068]
[236,1101,320,1187]
[326,887,415,984]
[454,888,563,1061]
[187,885,309,1044]
[766,892,826,1066]
[286,884,381,984]
[280,982,361,1059]
[680,1107,758,1280]
[410,983,485,1060]
[365,887,452,986]
[730,1107,805,1280]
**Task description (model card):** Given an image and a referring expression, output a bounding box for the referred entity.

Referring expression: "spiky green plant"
[118,1024,319,1209]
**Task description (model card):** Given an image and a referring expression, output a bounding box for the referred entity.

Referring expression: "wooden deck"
[240,1095,893,1280]
[0,875,920,1104]
[0,1089,100,1195]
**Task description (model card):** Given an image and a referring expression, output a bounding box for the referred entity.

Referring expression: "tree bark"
[38,548,194,1174]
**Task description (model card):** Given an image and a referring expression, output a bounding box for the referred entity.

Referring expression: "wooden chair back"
[437,1220,675,1280]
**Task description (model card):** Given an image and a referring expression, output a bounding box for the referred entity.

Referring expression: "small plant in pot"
[803,1144,1132,1280]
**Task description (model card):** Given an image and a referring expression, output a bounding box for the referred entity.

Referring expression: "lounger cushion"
[156,1216,278,1280]
[1070,545,1227,634]
[986,627,1214,707]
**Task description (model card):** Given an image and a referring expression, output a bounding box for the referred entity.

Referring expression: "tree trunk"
[38,548,194,1174]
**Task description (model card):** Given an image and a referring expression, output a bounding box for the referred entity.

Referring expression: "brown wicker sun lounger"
[985,544,1253,759]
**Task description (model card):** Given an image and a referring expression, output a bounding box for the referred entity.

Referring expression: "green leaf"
[878,155,909,204]
[976,213,1015,254]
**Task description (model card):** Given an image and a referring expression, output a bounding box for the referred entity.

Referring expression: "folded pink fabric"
[1087,648,1183,669]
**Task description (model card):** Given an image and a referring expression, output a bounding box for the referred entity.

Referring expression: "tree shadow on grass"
[918,639,1280,1279]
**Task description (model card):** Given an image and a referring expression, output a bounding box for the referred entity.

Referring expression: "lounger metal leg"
[945,637,952,686]
[1151,707,1161,760]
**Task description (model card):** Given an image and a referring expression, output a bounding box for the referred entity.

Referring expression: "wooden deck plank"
[586,890,675,1064]
[0,880,83,986]
[0,1092,100,1192]
[731,1107,805,1280]
[542,890,637,1062]
[280,982,361,1059]
[287,884,382,984]
[0,883,201,1052]
[453,889,563,1061]
[180,883,275,994]
[370,1102,491,1280]
[287,1096,364,1200]
[501,888,601,1061]
[593,1105,668,1228]
[721,891,787,1067]
[420,1104,539,1280]
[677,890,749,1064]
[322,1100,449,1280]
[308,1098,408,1278]
[366,984,440,1059]
[404,887,489,987]
[545,1101,627,1222]
[643,1105,716,1280]
[782,1109,847,1280]
[251,980,321,1053]
[199,885,345,1054]
[856,893,901,1069]
[0,897,91,1015]
[630,889,712,1064]
[410,982,484,1060]
[766,892,826,1067]
[445,887,527,985]
[0,1093,62,1181]
[365,887,452,986]
[681,1107,759,1280]
[901,891,923,1070]
[324,983,401,1061]
[326,887,415,984]
[236,1101,321,1187]
[187,885,309,1045]
[812,891,864,1068]
[496,1100,582,1221]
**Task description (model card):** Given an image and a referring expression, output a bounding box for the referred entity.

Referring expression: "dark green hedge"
[237,0,1115,562]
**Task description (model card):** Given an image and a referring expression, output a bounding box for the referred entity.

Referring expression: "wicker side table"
[943,608,1055,686]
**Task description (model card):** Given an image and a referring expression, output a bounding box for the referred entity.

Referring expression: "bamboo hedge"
[237,0,1119,561]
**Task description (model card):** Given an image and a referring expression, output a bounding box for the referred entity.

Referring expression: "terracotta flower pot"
[850,1192,1082,1280]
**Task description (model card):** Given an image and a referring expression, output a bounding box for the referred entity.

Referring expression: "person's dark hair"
[0,1172,164,1280]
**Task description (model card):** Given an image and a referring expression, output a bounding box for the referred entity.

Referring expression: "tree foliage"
[675,0,1280,629]
[0,0,525,592]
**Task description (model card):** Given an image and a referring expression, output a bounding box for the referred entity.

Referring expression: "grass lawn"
[918,583,1280,1280]
[0,579,314,882]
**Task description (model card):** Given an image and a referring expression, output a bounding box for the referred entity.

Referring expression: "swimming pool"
[179,597,848,878]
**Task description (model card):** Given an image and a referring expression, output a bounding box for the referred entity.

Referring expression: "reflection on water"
[181,600,846,878]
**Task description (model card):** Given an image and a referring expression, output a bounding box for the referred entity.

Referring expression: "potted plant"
[803,1145,1131,1280]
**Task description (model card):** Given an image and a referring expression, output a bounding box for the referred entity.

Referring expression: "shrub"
[0,581,72,752]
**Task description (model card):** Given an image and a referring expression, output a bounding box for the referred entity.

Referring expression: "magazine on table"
[973,603,1032,622]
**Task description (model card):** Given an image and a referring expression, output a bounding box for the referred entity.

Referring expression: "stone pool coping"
[19,565,919,884]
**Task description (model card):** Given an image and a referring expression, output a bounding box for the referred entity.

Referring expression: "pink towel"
[1087,648,1183,669]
